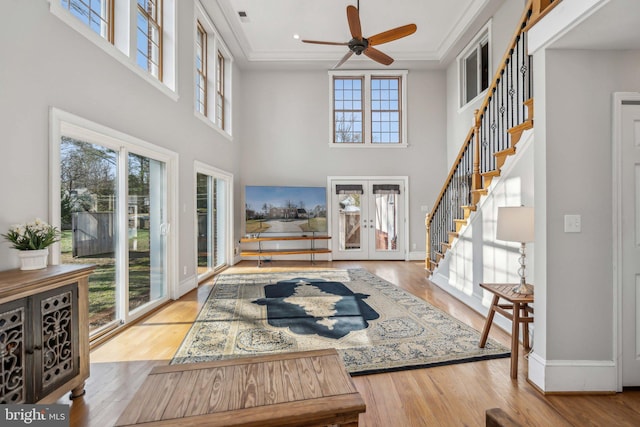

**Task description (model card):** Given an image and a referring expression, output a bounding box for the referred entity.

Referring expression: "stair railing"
[426,0,560,272]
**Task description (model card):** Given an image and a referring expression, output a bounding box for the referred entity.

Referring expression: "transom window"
[60,0,113,42]
[136,0,163,80]
[330,71,407,147]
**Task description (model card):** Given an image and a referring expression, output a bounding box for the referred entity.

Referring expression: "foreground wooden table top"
[114,348,365,426]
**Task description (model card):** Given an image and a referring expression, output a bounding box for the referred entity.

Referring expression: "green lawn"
[61,230,156,331]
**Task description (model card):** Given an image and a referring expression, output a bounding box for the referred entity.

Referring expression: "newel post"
[471,109,482,204]
[425,212,431,271]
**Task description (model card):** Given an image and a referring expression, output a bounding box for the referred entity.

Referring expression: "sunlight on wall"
[449,234,474,296]
[483,176,534,288]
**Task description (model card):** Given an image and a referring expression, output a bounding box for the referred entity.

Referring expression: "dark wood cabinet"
[0,264,94,403]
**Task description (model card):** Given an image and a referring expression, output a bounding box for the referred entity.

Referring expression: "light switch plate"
[564,214,581,233]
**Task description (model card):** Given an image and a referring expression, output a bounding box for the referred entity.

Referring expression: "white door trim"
[612,92,640,391]
[327,176,410,261]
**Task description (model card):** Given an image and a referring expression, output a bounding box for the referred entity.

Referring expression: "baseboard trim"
[528,352,617,392]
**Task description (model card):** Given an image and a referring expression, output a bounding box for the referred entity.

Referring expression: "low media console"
[240,234,331,266]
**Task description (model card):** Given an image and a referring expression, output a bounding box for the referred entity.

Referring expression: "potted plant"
[2,218,61,270]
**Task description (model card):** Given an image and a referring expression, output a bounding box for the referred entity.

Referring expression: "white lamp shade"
[496,206,534,243]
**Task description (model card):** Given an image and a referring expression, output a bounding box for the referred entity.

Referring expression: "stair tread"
[508,119,533,133]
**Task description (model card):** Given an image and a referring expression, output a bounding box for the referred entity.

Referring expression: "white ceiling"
[201,0,504,70]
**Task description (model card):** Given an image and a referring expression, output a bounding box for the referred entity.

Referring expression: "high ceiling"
[201,0,504,70]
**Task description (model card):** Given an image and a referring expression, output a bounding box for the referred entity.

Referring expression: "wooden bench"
[115,349,365,427]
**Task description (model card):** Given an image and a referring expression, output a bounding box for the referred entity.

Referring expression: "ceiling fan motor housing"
[349,38,369,55]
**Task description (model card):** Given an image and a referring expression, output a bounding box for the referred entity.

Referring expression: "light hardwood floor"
[61,261,640,426]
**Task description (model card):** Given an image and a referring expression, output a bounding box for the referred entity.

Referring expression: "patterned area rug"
[171,269,510,375]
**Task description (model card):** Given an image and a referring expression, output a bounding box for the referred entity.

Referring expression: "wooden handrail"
[428,1,534,225]
[426,0,560,271]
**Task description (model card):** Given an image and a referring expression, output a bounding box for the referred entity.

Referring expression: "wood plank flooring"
[60,261,640,426]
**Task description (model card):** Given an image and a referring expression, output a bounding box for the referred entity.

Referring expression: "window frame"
[136,0,163,81]
[333,76,364,144]
[329,70,408,148]
[60,0,114,42]
[50,0,177,98]
[194,0,233,139]
[195,21,208,116]
[458,21,492,109]
[215,51,225,130]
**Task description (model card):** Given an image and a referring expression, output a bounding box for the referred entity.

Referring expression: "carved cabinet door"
[32,283,79,402]
[0,297,28,404]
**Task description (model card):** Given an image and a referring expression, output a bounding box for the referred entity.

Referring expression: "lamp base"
[512,282,533,295]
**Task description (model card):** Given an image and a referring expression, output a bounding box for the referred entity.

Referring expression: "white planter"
[18,248,49,270]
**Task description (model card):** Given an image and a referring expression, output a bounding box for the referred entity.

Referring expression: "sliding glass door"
[196,163,232,280]
[56,121,173,337]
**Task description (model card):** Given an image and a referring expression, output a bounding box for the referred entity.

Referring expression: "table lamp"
[496,206,534,294]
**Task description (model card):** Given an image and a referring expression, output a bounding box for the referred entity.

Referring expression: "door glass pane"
[128,153,166,313]
[374,192,399,251]
[60,137,118,333]
[196,173,209,275]
[337,193,361,251]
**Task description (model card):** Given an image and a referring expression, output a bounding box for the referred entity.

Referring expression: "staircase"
[426,0,560,275]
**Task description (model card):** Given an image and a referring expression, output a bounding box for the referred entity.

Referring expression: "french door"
[53,111,175,337]
[196,162,233,280]
[329,177,407,260]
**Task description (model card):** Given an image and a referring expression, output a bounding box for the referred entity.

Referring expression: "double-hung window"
[195,22,208,116]
[60,0,113,42]
[330,70,407,147]
[136,0,163,80]
[459,23,491,107]
[194,1,233,137]
[51,0,176,92]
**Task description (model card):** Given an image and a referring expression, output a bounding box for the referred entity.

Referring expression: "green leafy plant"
[2,218,61,250]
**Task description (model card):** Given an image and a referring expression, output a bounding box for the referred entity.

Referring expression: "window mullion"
[364,75,372,145]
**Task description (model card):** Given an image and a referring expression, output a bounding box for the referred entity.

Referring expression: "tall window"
[195,22,208,116]
[371,77,401,144]
[194,3,233,137]
[330,71,407,146]
[136,0,163,80]
[460,26,490,106]
[215,52,225,129]
[334,77,363,143]
[60,0,113,42]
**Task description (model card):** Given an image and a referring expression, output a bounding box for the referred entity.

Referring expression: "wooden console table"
[115,348,365,427]
[241,235,331,266]
[479,283,533,379]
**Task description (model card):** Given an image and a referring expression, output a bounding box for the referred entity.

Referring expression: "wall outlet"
[412,243,417,250]
[183,266,187,275]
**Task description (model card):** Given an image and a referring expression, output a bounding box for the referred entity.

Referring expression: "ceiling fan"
[301,1,417,68]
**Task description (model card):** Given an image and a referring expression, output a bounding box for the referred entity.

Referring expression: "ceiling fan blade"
[368,24,417,46]
[333,51,354,69]
[346,5,362,39]
[364,47,394,66]
[301,39,349,46]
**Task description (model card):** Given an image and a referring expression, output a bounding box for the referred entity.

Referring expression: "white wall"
[445,0,525,166]
[0,1,242,284]
[530,48,640,391]
[239,69,448,255]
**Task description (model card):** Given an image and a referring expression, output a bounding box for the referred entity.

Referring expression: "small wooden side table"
[479,283,534,379]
